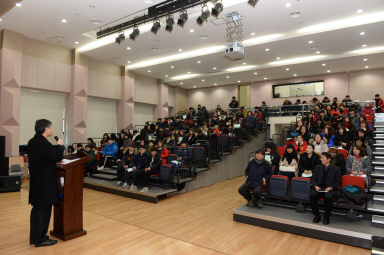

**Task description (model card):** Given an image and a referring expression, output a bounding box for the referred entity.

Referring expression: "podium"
[50,151,92,241]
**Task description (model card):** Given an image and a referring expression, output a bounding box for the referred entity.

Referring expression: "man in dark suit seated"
[310,152,341,225]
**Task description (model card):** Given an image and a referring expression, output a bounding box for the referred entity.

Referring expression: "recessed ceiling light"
[127,61,132,64]
[351,46,384,54]
[147,70,151,73]
[74,41,79,44]
[202,79,205,82]
[0,18,2,22]
[365,66,369,69]
[322,63,326,66]
[15,2,21,7]
[213,67,217,70]
[237,80,241,83]
[242,62,247,65]
[363,58,368,61]
[172,74,200,80]
[285,68,290,71]
[190,29,195,33]
[293,74,297,77]
[178,49,183,52]
[180,82,184,85]
[362,44,367,47]
[214,83,217,86]
[327,70,331,73]
[270,55,326,65]
[308,40,314,44]
[360,31,366,36]
[165,75,169,78]
[276,57,280,60]
[61,19,67,23]
[316,51,321,54]
[193,86,197,88]
[263,77,268,80]
[251,32,256,36]
[226,65,257,72]
[197,60,201,64]
[187,71,191,74]
[290,11,301,18]
[265,48,270,52]
[286,3,292,8]
[254,72,258,75]
[170,65,175,69]
[356,9,363,14]
[126,47,131,50]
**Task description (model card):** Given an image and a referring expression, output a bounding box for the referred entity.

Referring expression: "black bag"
[341,186,368,206]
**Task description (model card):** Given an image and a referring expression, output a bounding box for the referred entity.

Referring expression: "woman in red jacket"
[157,140,169,165]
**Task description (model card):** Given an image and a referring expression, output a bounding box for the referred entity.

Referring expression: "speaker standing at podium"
[28,119,64,247]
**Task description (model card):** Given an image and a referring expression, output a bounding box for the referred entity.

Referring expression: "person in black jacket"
[132,146,162,192]
[310,152,341,225]
[264,142,280,174]
[334,126,350,150]
[229,96,239,109]
[238,150,273,208]
[116,144,136,187]
[28,119,64,247]
[328,146,346,175]
[298,144,321,177]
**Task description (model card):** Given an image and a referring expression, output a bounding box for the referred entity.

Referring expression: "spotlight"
[211,1,223,17]
[129,26,140,40]
[165,15,174,32]
[115,33,125,44]
[197,5,210,25]
[151,20,161,34]
[177,11,188,27]
[248,0,259,7]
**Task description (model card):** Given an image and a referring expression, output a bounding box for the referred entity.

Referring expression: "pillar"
[0,30,23,156]
[154,80,169,121]
[117,68,134,130]
[66,50,88,144]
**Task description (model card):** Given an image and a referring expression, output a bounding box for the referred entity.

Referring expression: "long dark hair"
[282,144,298,163]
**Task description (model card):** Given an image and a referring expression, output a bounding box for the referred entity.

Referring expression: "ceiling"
[1,0,384,89]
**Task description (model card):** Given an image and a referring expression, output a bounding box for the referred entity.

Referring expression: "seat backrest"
[286,139,296,145]
[291,177,311,201]
[338,149,348,161]
[269,175,289,197]
[277,146,286,157]
[159,164,172,181]
[9,164,23,176]
[342,175,365,190]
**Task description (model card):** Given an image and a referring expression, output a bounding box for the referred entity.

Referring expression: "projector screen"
[272,80,324,98]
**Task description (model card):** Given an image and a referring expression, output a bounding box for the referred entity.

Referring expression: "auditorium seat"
[338,149,348,161]
[269,175,289,198]
[342,175,365,190]
[291,177,311,201]
[277,146,286,157]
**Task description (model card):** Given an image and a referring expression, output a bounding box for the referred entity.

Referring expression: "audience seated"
[346,145,373,187]
[313,134,329,154]
[298,144,321,178]
[310,152,342,225]
[328,147,346,175]
[294,134,307,153]
[116,144,136,188]
[238,150,273,208]
[279,144,299,179]
[264,142,280,174]
[84,145,96,176]
[97,138,118,170]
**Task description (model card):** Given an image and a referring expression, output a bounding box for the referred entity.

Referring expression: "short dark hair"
[255,150,265,156]
[35,119,52,134]
[85,145,91,149]
[321,152,331,160]
[375,94,380,97]
[76,143,83,148]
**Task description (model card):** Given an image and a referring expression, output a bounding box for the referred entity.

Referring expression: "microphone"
[54,136,59,142]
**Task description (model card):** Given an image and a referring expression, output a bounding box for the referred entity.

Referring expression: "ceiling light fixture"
[248,0,259,8]
[322,63,326,66]
[269,55,326,65]
[290,12,301,18]
[165,75,169,78]
[177,10,189,27]
[263,77,268,80]
[293,74,297,77]
[115,33,126,44]
[180,82,184,85]
[193,86,197,88]
[178,49,183,52]
[171,73,200,80]
[127,61,132,64]
[165,15,175,32]
[147,70,151,73]
[308,40,313,44]
[276,57,280,60]
[151,19,161,34]
[226,76,230,79]
[201,79,205,82]
[254,72,258,75]
[189,29,195,33]
[251,32,256,36]
[214,83,217,86]
[237,80,241,83]
[213,67,217,70]
[170,65,175,69]
[357,9,363,14]
[74,41,79,44]
[211,0,224,18]
[351,46,384,54]
[286,3,292,8]
[265,48,270,52]
[316,51,321,54]
[130,26,140,40]
[226,65,257,72]
[360,31,366,36]
[285,68,290,71]
[327,70,331,73]
[15,2,21,7]
[365,66,369,69]
[362,44,367,47]
[61,19,67,23]
[363,58,368,61]
[197,4,210,25]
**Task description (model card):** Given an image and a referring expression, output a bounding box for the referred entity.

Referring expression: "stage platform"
[233,204,384,250]
[83,177,177,203]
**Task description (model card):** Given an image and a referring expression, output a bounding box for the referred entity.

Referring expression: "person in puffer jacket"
[239,150,273,208]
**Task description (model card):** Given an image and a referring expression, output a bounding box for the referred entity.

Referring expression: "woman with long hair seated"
[298,144,321,178]
[313,133,329,154]
[279,144,299,179]
[346,145,373,186]
[264,142,280,175]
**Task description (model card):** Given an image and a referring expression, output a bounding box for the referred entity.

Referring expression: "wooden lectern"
[50,151,92,241]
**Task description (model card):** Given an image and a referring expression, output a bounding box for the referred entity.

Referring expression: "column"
[65,50,88,144]
[0,30,23,156]
[117,68,134,130]
[153,80,169,121]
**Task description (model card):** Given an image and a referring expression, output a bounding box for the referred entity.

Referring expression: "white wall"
[134,74,159,105]
[19,89,66,145]
[187,85,238,110]
[349,69,384,101]
[86,97,117,139]
[134,102,154,128]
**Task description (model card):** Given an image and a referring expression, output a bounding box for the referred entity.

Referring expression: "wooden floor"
[0,177,370,255]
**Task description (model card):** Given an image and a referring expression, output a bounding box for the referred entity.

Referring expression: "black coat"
[331,153,346,175]
[312,165,341,190]
[245,159,273,187]
[28,134,64,206]
[298,153,321,176]
[148,154,162,173]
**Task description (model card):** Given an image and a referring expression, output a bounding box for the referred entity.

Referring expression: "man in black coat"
[28,119,64,247]
[310,152,341,225]
[238,150,273,208]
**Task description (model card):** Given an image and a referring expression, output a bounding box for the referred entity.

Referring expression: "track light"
[165,15,174,32]
[151,20,161,34]
[197,5,210,25]
[129,26,140,40]
[248,0,259,7]
[211,1,223,17]
[177,11,188,27]
[115,33,125,44]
